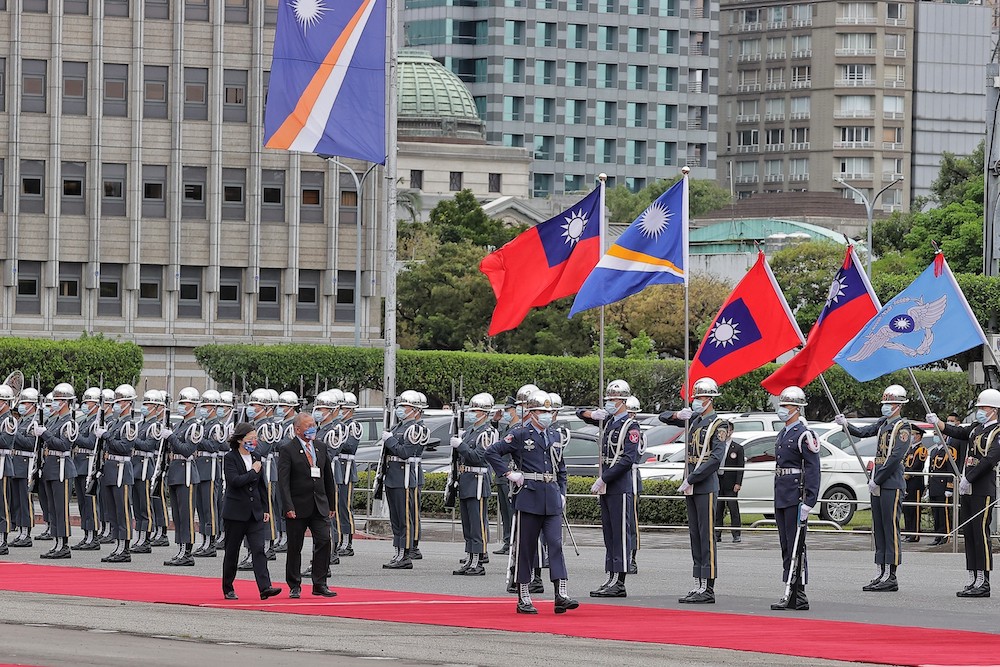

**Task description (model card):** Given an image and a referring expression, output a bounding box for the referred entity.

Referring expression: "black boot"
[131,533,153,554]
[0,533,7,556]
[337,539,354,557]
[453,553,472,575]
[195,537,217,558]
[409,544,422,560]
[506,566,518,594]
[215,532,226,550]
[493,542,510,555]
[958,571,990,597]
[383,548,412,569]
[150,529,170,547]
[516,584,537,614]
[591,573,627,598]
[101,540,122,563]
[330,550,340,566]
[108,540,132,563]
[870,566,898,592]
[461,553,486,576]
[264,541,277,560]
[679,578,704,604]
[529,569,544,594]
[627,551,638,575]
[793,584,809,610]
[173,543,195,566]
[273,533,288,553]
[862,565,886,591]
[237,552,254,571]
[98,525,115,544]
[36,527,53,541]
[554,579,579,614]
[49,538,71,560]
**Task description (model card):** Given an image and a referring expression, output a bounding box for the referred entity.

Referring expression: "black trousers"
[625,490,639,555]
[170,484,196,545]
[495,484,513,546]
[514,511,566,583]
[43,478,72,538]
[285,511,333,589]
[685,492,717,580]
[714,487,742,539]
[10,477,31,529]
[386,486,419,550]
[131,478,153,533]
[196,479,217,537]
[337,481,355,543]
[902,487,923,537]
[776,505,808,584]
[1,477,11,534]
[101,483,132,541]
[37,479,50,523]
[599,492,628,573]
[222,517,273,594]
[872,488,902,566]
[960,494,993,571]
[459,495,489,554]
[73,475,98,532]
[929,493,952,537]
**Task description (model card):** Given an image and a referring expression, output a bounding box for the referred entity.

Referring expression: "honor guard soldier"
[624,395,643,574]
[274,390,300,553]
[579,380,642,598]
[901,425,929,543]
[382,390,429,569]
[130,390,166,554]
[0,384,18,555]
[99,384,139,563]
[926,414,961,545]
[193,389,226,558]
[35,392,54,542]
[95,388,117,544]
[34,383,79,559]
[928,389,1000,597]
[451,392,498,576]
[334,391,362,557]
[312,388,343,569]
[215,390,236,548]
[70,388,103,550]
[486,390,578,615]
[9,388,41,547]
[264,389,285,557]
[238,389,281,569]
[769,387,820,611]
[836,384,911,592]
[490,396,517,557]
[163,388,201,566]
[660,377,727,604]
[509,384,546,594]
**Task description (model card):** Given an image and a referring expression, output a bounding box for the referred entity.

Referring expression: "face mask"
[303,426,317,441]
[776,406,791,422]
[246,406,257,420]
[976,409,989,425]
[112,403,123,417]
[499,412,513,426]
[604,401,618,413]
[17,404,28,416]
[880,403,894,418]
[312,409,325,422]
[197,407,210,420]
[243,440,257,453]
[691,399,705,415]
[466,410,484,424]
[42,406,52,419]
[516,406,525,419]
[139,405,150,417]
[395,406,407,420]
[536,412,553,428]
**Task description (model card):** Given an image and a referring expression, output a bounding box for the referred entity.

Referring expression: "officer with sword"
[33,383,80,559]
[163,388,202,566]
[10,387,42,548]
[381,390,429,570]
[70,388,103,551]
[450,392,498,576]
[0,382,19,555]
[130,390,168,554]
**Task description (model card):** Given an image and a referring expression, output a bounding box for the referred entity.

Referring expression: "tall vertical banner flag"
[263,0,387,164]
[834,253,987,382]
[761,246,880,394]
[479,187,602,336]
[569,178,687,316]
[686,251,804,398]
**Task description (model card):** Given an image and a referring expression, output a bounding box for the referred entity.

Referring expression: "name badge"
[310,466,321,478]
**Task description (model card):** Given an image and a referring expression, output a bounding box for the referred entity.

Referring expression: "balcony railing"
[882,142,904,151]
[737,83,761,92]
[883,111,904,120]
[764,112,784,122]
[790,80,812,89]
[882,171,904,181]
[765,143,785,152]
[884,79,906,88]
[688,81,703,93]
[790,18,812,27]
[791,49,811,59]
[766,81,786,90]
[839,172,874,180]
[884,48,906,58]
[789,142,810,150]
[738,53,762,62]
[833,141,874,149]
[836,16,877,25]
[835,78,875,87]
[737,144,760,153]
[768,20,787,29]
[886,17,906,26]
[834,109,875,119]
[735,174,759,184]
[788,173,809,182]
[765,174,784,182]
[835,47,876,57]
[737,114,760,123]
[737,21,762,32]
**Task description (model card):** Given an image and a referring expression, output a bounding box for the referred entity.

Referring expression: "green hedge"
[0,334,144,395]
[195,343,977,419]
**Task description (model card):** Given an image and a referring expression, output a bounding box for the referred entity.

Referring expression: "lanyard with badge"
[303,442,321,478]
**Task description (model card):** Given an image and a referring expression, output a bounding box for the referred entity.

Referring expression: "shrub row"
[195,344,978,419]
[0,334,144,395]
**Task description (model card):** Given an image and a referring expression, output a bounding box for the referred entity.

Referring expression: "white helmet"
[201,389,223,406]
[278,391,298,407]
[314,391,339,409]
[20,387,40,404]
[177,387,201,405]
[114,384,137,402]
[604,380,631,400]
[777,386,808,407]
[625,396,641,413]
[81,387,102,404]
[328,388,346,406]
[525,390,554,412]
[547,392,563,412]
[142,389,166,406]
[516,384,540,404]
[692,377,720,398]
[881,385,908,404]
[976,388,1000,409]
[248,388,270,405]
[0,384,17,403]
[469,392,495,411]
[342,391,358,409]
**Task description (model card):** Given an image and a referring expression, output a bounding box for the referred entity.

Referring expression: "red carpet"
[0,562,997,666]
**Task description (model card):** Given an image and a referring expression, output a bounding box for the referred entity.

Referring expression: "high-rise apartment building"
[402,0,720,196]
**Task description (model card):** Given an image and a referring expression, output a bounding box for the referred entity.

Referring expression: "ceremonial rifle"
[27,380,43,494]
[444,378,465,509]
[149,402,172,497]
[85,375,107,497]
[371,394,391,500]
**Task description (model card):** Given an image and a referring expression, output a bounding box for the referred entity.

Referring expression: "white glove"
[94,427,108,439]
[506,471,524,487]
[31,424,47,436]
[589,409,608,421]
[590,478,606,494]
[678,480,693,495]
[381,430,393,442]
[868,479,879,495]
[561,494,566,509]
[925,413,938,425]
[450,436,461,448]
[834,414,847,426]
[960,475,972,495]
[160,427,173,439]
[799,504,812,522]
[675,407,693,421]
[945,491,954,498]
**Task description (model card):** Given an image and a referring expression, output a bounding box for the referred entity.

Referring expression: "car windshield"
[644,424,684,446]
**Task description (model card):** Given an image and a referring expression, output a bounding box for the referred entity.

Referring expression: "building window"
[257,269,281,321]
[138,265,162,318]
[626,140,646,166]
[656,141,676,167]
[223,69,248,122]
[297,269,320,322]
[566,99,584,125]
[596,138,616,164]
[225,0,249,23]
[185,0,209,20]
[104,0,128,15]
[62,62,88,115]
[503,58,525,84]
[22,60,47,113]
[535,97,555,123]
[177,266,202,318]
[566,61,586,87]
[409,170,423,190]
[221,167,246,221]
[145,0,168,18]
[535,60,554,86]
[658,67,677,92]
[184,67,208,120]
[261,169,285,222]
[182,165,207,219]
[24,0,47,12]
[657,104,676,129]
[658,29,677,55]
[335,270,356,323]
[97,263,123,317]
[338,174,359,226]
[597,63,617,88]
[504,20,525,46]
[144,65,168,118]
[627,65,647,90]
[103,63,128,117]
[628,27,647,53]
[449,172,463,191]
[536,22,555,47]
[15,261,41,315]
[564,137,584,163]
[264,0,277,23]
[300,171,324,223]
[597,26,618,51]
[627,102,647,128]
[567,24,587,49]
[488,173,501,193]
[102,163,126,217]
[0,58,6,112]
[597,100,616,126]
[57,262,83,316]
[20,159,45,214]
[61,161,86,216]
[533,173,553,197]
[218,267,243,320]
[142,164,167,218]
[534,136,554,161]
[502,96,524,121]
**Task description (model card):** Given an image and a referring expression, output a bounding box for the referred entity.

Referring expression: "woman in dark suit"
[221,423,282,600]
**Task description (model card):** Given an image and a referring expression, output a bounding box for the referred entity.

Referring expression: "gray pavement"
[0,522,994,666]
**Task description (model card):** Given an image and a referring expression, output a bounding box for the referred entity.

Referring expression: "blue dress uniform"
[927,440,959,544]
[194,418,227,555]
[455,422,495,568]
[0,408,18,551]
[272,418,293,546]
[334,418,362,555]
[901,434,928,542]
[99,416,137,554]
[491,413,515,554]
[255,418,283,550]
[383,419,426,566]
[71,414,101,547]
[773,421,821,596]
[130,417,161,550]
[941,419,1000,595]
[10,415,37,542]
[661,410,726,601]
[845,415,910,590]
[164,418,202,559]
[318,417,342,556]
[39,413,78,552]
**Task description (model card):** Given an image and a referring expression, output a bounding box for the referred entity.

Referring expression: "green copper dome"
[397,49,485,143]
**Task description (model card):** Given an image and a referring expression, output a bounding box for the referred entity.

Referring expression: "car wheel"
[819,485,856,525]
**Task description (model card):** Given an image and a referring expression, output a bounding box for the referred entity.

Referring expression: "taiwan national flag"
[263,0,387,164]
[834,253,987,382]
[685,251,804,398]
[761,246,880,394]
[480,187,602,335]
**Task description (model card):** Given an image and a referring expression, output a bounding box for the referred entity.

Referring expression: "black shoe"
[131,542,152,554]
[273,540,288,554]
[223,590,238,600]
[516,599,538,614]
[493,544,510,555]
[260,586,282,600]
[554,595,579,614]
[10,536,32,547]
[264,546,276,561]
[627,558,638,575]
[957,584,990,598]
[461,565,486,576]
[0,544,7,556]
[903,536,918,543]
[150,535,170,547]
[107,551,131,563]
[98,533,115,545]
[337,545,355,557]
[715,534,722,543]
[215,536,226,550]
[409,547,422,560]
[590,581,627,598]
[289,587,301,599]
[39,548,56,559]
[770,596,790,610]
[237,556,254,571]
[330,554,340,566]
[732,536,742,544]
[679,589,715,604]
[48,546,72,559]
[453,560,471,575]
[301,568,312,578]
[506,581,518,594]
[36,529,53,541]
[793,590,810,610]
[312,585,337,598]
[383,555,413,569]
[164,554,195,567]
[869,575,898,592]
[194,545,217,557]
[529,577,544,594]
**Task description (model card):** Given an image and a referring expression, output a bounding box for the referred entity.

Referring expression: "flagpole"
[906,368,962,479]
[383,0,399,415]
[817,373,870,482]
[681,166,690,404]
[598,174,607,407]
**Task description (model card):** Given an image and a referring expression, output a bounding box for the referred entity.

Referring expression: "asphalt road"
[0,523,995,666]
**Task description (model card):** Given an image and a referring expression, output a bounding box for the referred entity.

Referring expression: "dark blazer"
[277,437,336,519]
[222,449,268,522]
[718,440,745,489]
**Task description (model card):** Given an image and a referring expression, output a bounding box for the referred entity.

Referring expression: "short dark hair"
[948,412,960,420]
[228,422,254,450]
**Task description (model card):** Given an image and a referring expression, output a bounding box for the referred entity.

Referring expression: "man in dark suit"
[714,427,744,544]
[277,413,338,599]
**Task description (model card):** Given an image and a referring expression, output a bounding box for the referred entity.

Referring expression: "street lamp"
[835,175,904,277]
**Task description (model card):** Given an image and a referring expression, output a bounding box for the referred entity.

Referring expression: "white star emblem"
[826,277,847,307]
[709,317,741,348]
[561,210,588,246]
[292,0,327,29]
[891,315,913,332]
[638,202,671,239]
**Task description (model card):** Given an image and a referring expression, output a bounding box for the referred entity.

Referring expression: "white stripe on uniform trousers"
[620,492,627,571]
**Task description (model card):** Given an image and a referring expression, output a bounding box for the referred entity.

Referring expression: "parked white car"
[641,429,870,525]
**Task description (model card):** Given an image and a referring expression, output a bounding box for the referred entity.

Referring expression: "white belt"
[776,467,802,476]
[13,450,33,457]
[197,452,214,458]
[459,465,488,474]
[48,451,72,458]
[134,451,156,458]
[0,449,12,455]
[338,454,356,460]
[521,472,557,483]
[108,455,131,462]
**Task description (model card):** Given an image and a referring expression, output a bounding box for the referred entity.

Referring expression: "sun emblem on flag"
[638,202,671,239]
[709,317,741,348]
[890,314,915,333]
[561,209,589,246]
[826,276,847,307]
[292,0,328,29]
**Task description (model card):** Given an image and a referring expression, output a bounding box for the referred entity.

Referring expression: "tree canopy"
[606,177,731,224]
